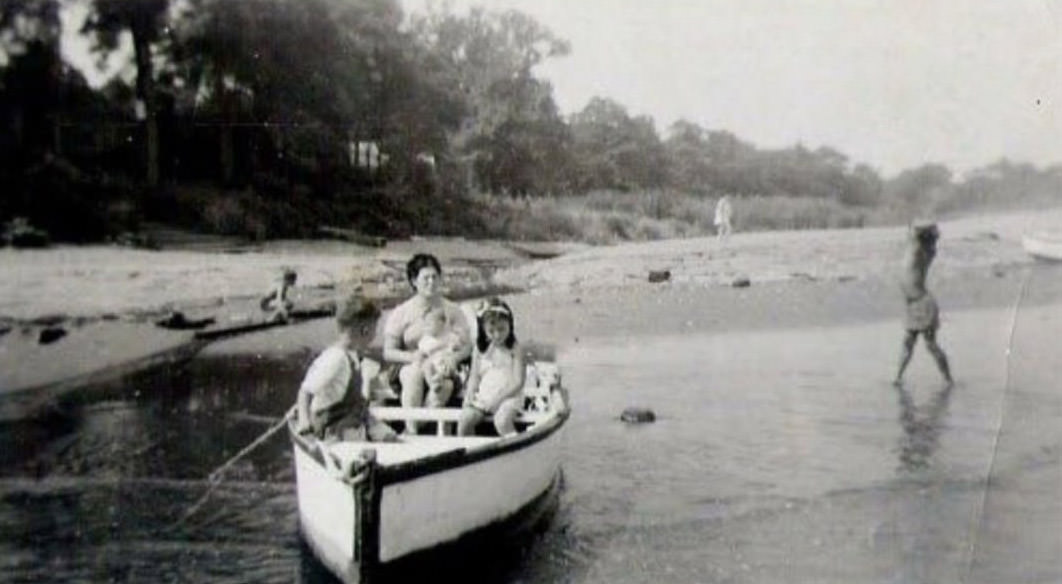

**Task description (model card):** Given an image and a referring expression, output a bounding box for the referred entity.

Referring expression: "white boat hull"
[377,425,565,562]
[1022,231,1062,261]
[291,364,569,584]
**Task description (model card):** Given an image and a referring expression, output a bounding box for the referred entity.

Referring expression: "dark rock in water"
[648,269,671,283]
[620,407,656,423]
[731,276,751,288]
[38,327,67,345]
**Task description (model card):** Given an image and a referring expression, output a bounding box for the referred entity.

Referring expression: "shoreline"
[3,206,1057,326]
[2,207,1060,401]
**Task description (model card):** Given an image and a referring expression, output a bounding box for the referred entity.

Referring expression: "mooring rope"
[172,405,295,529]
[960,265,1032,581]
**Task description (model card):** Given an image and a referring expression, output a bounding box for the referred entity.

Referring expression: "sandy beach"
[0,208,1056,322]
[3,205,1059,409]
[2,207,1059,353]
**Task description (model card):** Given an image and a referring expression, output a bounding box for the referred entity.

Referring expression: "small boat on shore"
[1022,230,1062,261]
[289,359,569,583]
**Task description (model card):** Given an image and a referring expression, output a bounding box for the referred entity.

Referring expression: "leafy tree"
[174,0,447,187]
[410,6,572,194]
[0,0,62,58]
[569,97,668,192]
[884,163,953,214]
[845,163,883,206]
[0,0,63,160]
[82,0,171,188]
[664,120,713,195]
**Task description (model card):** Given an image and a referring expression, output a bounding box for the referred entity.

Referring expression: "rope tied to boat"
[171,406,295,529]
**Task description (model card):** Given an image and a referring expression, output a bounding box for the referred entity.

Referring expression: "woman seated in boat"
[382,253,473,434]
[295,297,398,442]
[458,297,526,437]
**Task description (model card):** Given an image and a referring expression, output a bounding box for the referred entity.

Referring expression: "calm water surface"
[2,279,1060,583]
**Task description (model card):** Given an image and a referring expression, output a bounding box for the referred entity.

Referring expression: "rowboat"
[1022,230,1062,261]
[289,357,570,583]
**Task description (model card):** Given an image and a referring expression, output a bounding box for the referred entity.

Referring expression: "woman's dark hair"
[406,253,443,288]
[475,297,516,353]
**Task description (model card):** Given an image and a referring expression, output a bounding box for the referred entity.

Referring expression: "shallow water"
[2,275,1061,583]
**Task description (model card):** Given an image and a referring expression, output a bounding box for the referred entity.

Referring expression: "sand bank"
[1,207,1059,398]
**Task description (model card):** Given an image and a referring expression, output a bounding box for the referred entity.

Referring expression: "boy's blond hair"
[336,294,379,330]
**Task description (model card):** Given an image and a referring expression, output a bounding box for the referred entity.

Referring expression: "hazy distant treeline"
[2,0,1060,243]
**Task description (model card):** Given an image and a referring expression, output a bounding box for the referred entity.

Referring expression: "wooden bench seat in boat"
[370,406,552,436]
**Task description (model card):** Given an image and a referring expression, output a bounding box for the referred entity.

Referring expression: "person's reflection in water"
[894,383,953,472]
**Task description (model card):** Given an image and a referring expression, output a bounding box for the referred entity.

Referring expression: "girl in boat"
[458,297,527,437]
[382,253,473,434]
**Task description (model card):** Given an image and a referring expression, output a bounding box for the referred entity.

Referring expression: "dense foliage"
[1,0,1059,243]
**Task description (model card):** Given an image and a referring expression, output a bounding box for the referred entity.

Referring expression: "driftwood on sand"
[318,226,387,248]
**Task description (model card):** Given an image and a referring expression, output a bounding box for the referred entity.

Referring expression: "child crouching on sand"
[261,268,297,323]
[458,298,526,437]
[295,297,398,442]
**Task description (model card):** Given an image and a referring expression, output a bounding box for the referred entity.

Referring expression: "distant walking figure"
[894,222,953,387]
[714,195,733,241]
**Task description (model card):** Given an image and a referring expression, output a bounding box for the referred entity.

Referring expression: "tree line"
[2,0,1059,243]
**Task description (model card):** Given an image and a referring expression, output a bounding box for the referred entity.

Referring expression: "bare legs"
[894,331,917,385]
[457,399,520,437]
[895,329,953,387]
[716,221,732,242]
[923,328,954,386]
[399,362,454,434]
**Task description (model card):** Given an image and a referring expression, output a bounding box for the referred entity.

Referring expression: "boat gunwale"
[287,402,569,487]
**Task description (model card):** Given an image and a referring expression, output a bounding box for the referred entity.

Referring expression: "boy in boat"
[295,296,399,442]
[894,222,953,387]
[261,268,297,323]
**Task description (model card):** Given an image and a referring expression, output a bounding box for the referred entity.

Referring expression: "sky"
[58,0,1062,178]
[403,0,1062,177]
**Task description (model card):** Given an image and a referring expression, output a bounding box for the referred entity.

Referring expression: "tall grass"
[469,190,887,244]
